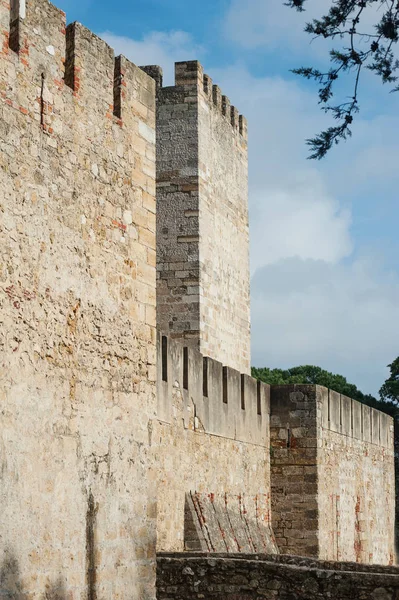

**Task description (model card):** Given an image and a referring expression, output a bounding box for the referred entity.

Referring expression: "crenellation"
[239,114,248,139]
[203,72,212,97]
[221,93,230,117]
[230,105,239,129]
[175,59,203,87]
[141,63,163,90]
[0,0,397,596]
[156,332,268,445]
[212,83,222,108]
[270,385,395,563]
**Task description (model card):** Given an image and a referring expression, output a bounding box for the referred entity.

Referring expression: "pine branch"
[287,0,399,158]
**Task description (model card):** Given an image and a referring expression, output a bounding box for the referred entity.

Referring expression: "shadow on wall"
[0,548,68,599]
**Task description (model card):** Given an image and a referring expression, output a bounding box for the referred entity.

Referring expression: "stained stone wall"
[270,385,395,565]
[0,1,157,598]
[154,333,276,554]
[157,554,399,600]
[151,61,250,374]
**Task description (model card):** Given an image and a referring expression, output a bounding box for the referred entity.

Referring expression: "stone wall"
[0,1,157,597]
[150,61,250,374]
[270,385,395,565]
[318,390,395,564]
[157,554,399,599]
[154,333,276,554]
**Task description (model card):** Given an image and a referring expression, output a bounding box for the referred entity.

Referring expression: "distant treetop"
[252,363,399,418]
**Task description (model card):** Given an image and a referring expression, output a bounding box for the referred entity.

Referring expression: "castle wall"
[0,2,157,598]
[154,333,276,554]
[197,65,250,374]
[270,385,395,565]
[318,389,395,564]
[157,554,399,600]
[152,61,250,374]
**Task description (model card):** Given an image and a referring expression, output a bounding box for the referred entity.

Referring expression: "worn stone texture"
[151,60,250,374]
[0,1,157,598]
[270,385,395,565]
[153,333,275,554]
[157,554,399,600]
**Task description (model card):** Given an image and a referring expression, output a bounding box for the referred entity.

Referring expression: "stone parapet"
[269,385,395,565]
[157,554,399,600]
[157,331,268,445]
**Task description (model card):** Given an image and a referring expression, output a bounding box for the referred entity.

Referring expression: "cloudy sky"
[58,0,399,396]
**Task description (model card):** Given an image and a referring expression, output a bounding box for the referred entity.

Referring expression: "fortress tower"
[144,61,251,374]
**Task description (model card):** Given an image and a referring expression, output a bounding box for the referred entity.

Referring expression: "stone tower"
[146,61,251,374]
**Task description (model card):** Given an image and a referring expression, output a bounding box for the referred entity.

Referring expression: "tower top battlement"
[142,60,248,140]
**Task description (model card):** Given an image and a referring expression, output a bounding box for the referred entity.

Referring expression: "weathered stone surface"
[270,385,395,564]
[157,554,399,599]
[149,60,251,374]
[0,1,157,597]
[154,333,275,554]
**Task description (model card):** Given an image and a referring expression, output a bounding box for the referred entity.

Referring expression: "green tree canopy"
[380,357,399,406]
[252,363,399,418]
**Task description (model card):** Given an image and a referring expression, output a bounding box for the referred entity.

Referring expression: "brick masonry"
[147,60,251,374]
[0,1,157,597]
[270,385,395,564]
[157,554,399,599]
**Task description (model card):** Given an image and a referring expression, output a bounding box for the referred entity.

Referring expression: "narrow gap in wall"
[203,74,207,94]
[64,24,75,90]
[378,413,381,444]
[9,0,20,53]
[161,336,168,382]
[340,395,342,429]
[328,389,331,424]
[287,428,291,449]
[40,73,45,128]
[361,404,364,437]
[257,380,262,415]
[223,367,228,404]
[240,374,245,410]
[351,399,354,434]
[113,56,122,119]
[203,357,208,398]
[183,346,189,390]
[370,411,373,441]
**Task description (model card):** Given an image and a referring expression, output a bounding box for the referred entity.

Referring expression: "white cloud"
[223,0,331,51]
[223,0,383,52]
[251,256,399,395]
[100,30,203,85]
[210,66,352,272]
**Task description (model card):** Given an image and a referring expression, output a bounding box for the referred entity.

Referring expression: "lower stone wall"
[318,428,395,564]
[157,554,399,599]
[270,384,395,564]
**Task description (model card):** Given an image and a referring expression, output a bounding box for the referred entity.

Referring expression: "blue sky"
[57,0,399,396]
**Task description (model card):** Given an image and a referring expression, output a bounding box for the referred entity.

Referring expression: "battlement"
[270,385,395,562]
[0,0,156,132]
[271,385,393,450]
[320,388,393,448]
[156,332,268,446]
[142,60,247,141]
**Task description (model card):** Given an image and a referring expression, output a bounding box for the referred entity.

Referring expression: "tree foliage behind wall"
[252,364,399,418]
